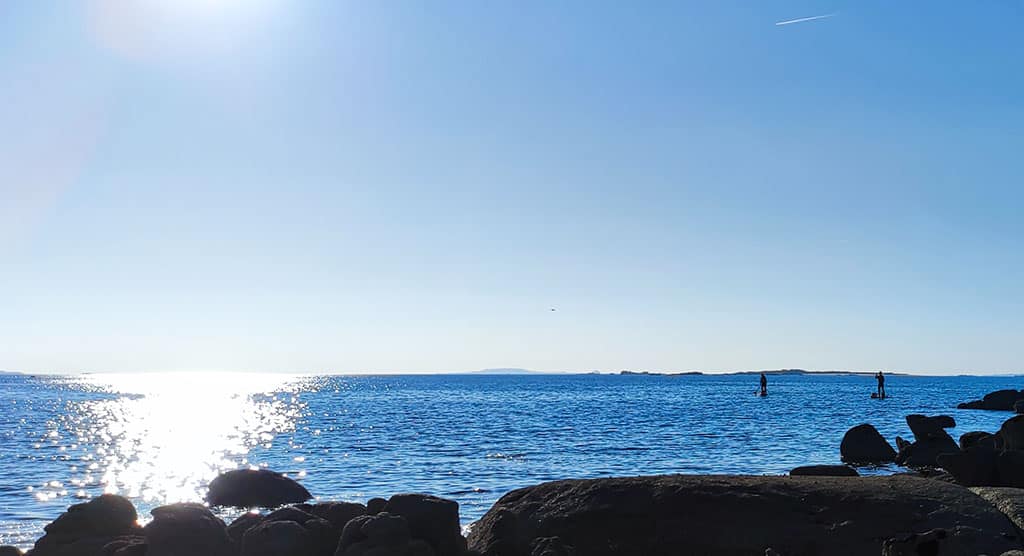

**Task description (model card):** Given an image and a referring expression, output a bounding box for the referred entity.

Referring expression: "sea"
[1,371,1021,549]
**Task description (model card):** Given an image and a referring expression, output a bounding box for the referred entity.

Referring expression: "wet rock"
[206,469,312,508]
[241,520,310,556]
[905,414,955,442]
[1015,400,1024,414]
[467,475,1022,556]
[937,448,999,487]
[840,424,897,464]
[0,547,23,556]
[959,431,995,451]
[1001,415,1024,451]
[143,503,232,556]
[789,465,859,477]
[227,513,265,543]
[30,494,141,556]
[383,494,466,556]
[958,389,1024,411]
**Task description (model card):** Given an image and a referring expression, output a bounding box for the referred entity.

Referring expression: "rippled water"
[1,372,1021,548]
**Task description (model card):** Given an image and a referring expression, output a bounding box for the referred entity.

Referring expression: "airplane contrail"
[775,13,837,26]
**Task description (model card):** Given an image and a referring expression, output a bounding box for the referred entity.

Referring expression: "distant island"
[619,369,911,377]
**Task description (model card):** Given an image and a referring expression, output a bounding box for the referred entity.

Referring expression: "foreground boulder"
[467,475,1022,556]
[382,494,466,556]
[840,424,897,464]
[789,465,858,477]
[29,494,141,556]
[143,503,232,556]
[206,469,312,508]
[959,389,1024,411]
[335,512,433,556]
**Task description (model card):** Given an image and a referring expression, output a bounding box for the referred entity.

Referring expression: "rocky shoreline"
[8,472,1024,556]
[7,388,1024,556]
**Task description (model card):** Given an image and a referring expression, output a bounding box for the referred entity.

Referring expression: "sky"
[1,1,1022,375]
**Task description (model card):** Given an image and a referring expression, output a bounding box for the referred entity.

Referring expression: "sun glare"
[45,372,306,513]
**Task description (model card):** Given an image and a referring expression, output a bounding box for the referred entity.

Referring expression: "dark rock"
[1015,400,1024,414]
[1001,415,1024,451]
[895,436,911,451]
[959,431,995,451]
[529,537,574,556]
[31,495,141,556]
[997,450,1024,488]
[938,447,999,487]
[258,506,338,556]
[335,513,434,556]
[958,389,1024,411]
[227,513,264,544]
[0,547,23,556]
[789,465,859,477]
[366,498,388,515]
[306,502,366,530]
[840,424,897,464]
[895,434,960,468]
[881,527,988,556]
[143,502,231,556]
[361,513,411,543]
[206,469,312,508]
[241,521,310,556]
[383,494,466,556]
[101,536,147,556]
[905,414,956,442]
[970,487,1024,532]
[338,515,375,549]
[466,475,1022,556]
[264,506,318,525]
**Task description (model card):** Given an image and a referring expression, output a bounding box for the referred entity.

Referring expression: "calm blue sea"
[1,372,1021,548]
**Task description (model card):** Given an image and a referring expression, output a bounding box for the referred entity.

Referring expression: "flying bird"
[775,13,837,26]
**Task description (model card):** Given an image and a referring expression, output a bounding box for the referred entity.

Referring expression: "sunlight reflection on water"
[44,372,305,508]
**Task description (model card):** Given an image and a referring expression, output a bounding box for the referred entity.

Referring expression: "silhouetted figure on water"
[876,371,886,399]
[759,373,768,396]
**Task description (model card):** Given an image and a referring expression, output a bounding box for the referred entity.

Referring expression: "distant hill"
[469,368,546,375]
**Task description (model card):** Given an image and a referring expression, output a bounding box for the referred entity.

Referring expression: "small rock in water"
[840,424,897,465]
[206,469,312,508]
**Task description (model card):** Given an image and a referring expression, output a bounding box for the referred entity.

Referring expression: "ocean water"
[1,371,1021,549]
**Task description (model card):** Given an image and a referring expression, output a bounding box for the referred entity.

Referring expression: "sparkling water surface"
[1,372,1021,548]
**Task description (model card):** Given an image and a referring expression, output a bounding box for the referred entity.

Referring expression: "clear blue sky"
[2,1,1022,374]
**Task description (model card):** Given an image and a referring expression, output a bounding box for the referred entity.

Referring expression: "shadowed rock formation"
[466,475,1022,556]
